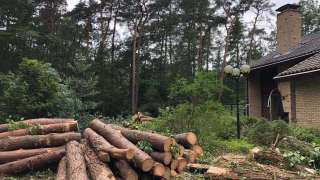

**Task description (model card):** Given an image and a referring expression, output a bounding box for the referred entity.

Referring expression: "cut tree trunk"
[0,118,76,133]
[170,159,178,170]
[174,132,197,148]
[112,125,173,152]
[84,144,115,180]
[114,160,138,180]
[0,146,64,164]
[152,162,165,177]
[205,166,239,179]
[170,170,177,177]
[162,167,171,180]
[149,151,172,165]
[56,156,67,180]
[0,148,65,175]
[0,122,78,139]
[176,157,188,173]
[191,145,204,156]
[187,163,211,173]
[183,150,197,163]
[84,128,134,161]
[66,141,89,180]
[90,119,154,172]
[0,132,81,151]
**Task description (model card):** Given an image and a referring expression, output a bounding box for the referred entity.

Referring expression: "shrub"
[289,125,316,143]
[224,139,254,153]
[247,120,290,146]
[0,58,80,120]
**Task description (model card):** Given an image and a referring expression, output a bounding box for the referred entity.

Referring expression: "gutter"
[273,68,320,80]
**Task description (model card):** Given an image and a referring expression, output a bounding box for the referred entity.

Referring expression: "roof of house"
[276,4,300,12]
[251,32,320,70]
[274,52,320,79]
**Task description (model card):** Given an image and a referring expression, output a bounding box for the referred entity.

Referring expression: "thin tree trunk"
[114,159,138,180]
[84,128,134,161]
[0,118,75,133]
[149,151,172,165]
[0,148,65,175]
[0,122,78,139]
[0,132,81,151]
[90,119,154,172]
[131,27,138,114]
[56,156,67,180]
[84,144,116,180]
[0,146,64,164]
[66,141,89,180]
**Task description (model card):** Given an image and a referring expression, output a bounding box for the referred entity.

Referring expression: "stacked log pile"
[58,119,204,180]
[0,118,81,175]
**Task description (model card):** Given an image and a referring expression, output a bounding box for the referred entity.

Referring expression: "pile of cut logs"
[57,119,203,180]
[0,118,81,175]
[0,118,203,179]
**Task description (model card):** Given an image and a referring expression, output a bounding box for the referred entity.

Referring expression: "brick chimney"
[276,4,302,54]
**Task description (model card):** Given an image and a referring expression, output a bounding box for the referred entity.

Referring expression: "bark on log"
[205,166,239,179]
[56,156,67,180]
[191,145,204,156]
[84,144,115,180]
[176,157,188,173]
[170,159,178,170]
[0,146,64,164]
[96,151,110,162]
[66,141,89,180]
[0,132,81,151]
[174,132,197,148]
[149,151,172,165]
[112,125,173,152]
[90,119,153,172]
[0,122,78,139]
[183,150,197,163]
[0,118,76,133]
[0,148,65,175]
[114,160,138,180]
[170,170,177,177]
[84,128,134,161]
[162,167,171,180]
[152,162,165,177]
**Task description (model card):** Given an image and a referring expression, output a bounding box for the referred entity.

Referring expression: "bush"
[289,125,316,143]
[0,58,80,121]
[224,139,254,153]
[247,120,290,146]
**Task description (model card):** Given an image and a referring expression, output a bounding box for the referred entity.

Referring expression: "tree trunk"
[162,167,171,179]
[90,119,154,172]
[174,132,197,148]
[187,163,211,173]
[0,122,78,139]
[66,141,89,180]
[0,146,64,164]
[0,118,75,133]
[84,128,134,161]
[170,159,178,170]
[176,157,188,173]
[149,151,172,165]
[152,162,165,177]
[84,144,116,180]
[114,160,138,180]
[131,27,138,114]
[113,126,173,152]
[0,132,81,151]
[183,150,197,163]
[56,156,67,180]
[170,170,177,177]
[0,148,65,175]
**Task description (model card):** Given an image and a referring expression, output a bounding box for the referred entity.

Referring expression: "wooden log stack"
[56,119,203,180]
[0,118,81,175]
[0,118,204,179]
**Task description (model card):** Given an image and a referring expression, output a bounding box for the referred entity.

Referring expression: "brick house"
[248,4,320,127]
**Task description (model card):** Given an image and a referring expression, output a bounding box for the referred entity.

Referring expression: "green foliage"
[289,125,316,143]
[28,124,43,135]
[7,120,30,131]
[224,139,254,153]
[0,58,79,119]
[283,151,306,167]
[247,120,290,146]
[169,71,225,105]
[137,140,153,153]
[170,143,182,159]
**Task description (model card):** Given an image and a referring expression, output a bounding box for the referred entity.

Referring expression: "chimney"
[276,4,302,54]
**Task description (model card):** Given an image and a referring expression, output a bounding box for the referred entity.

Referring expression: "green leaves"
[137,140,154,153]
